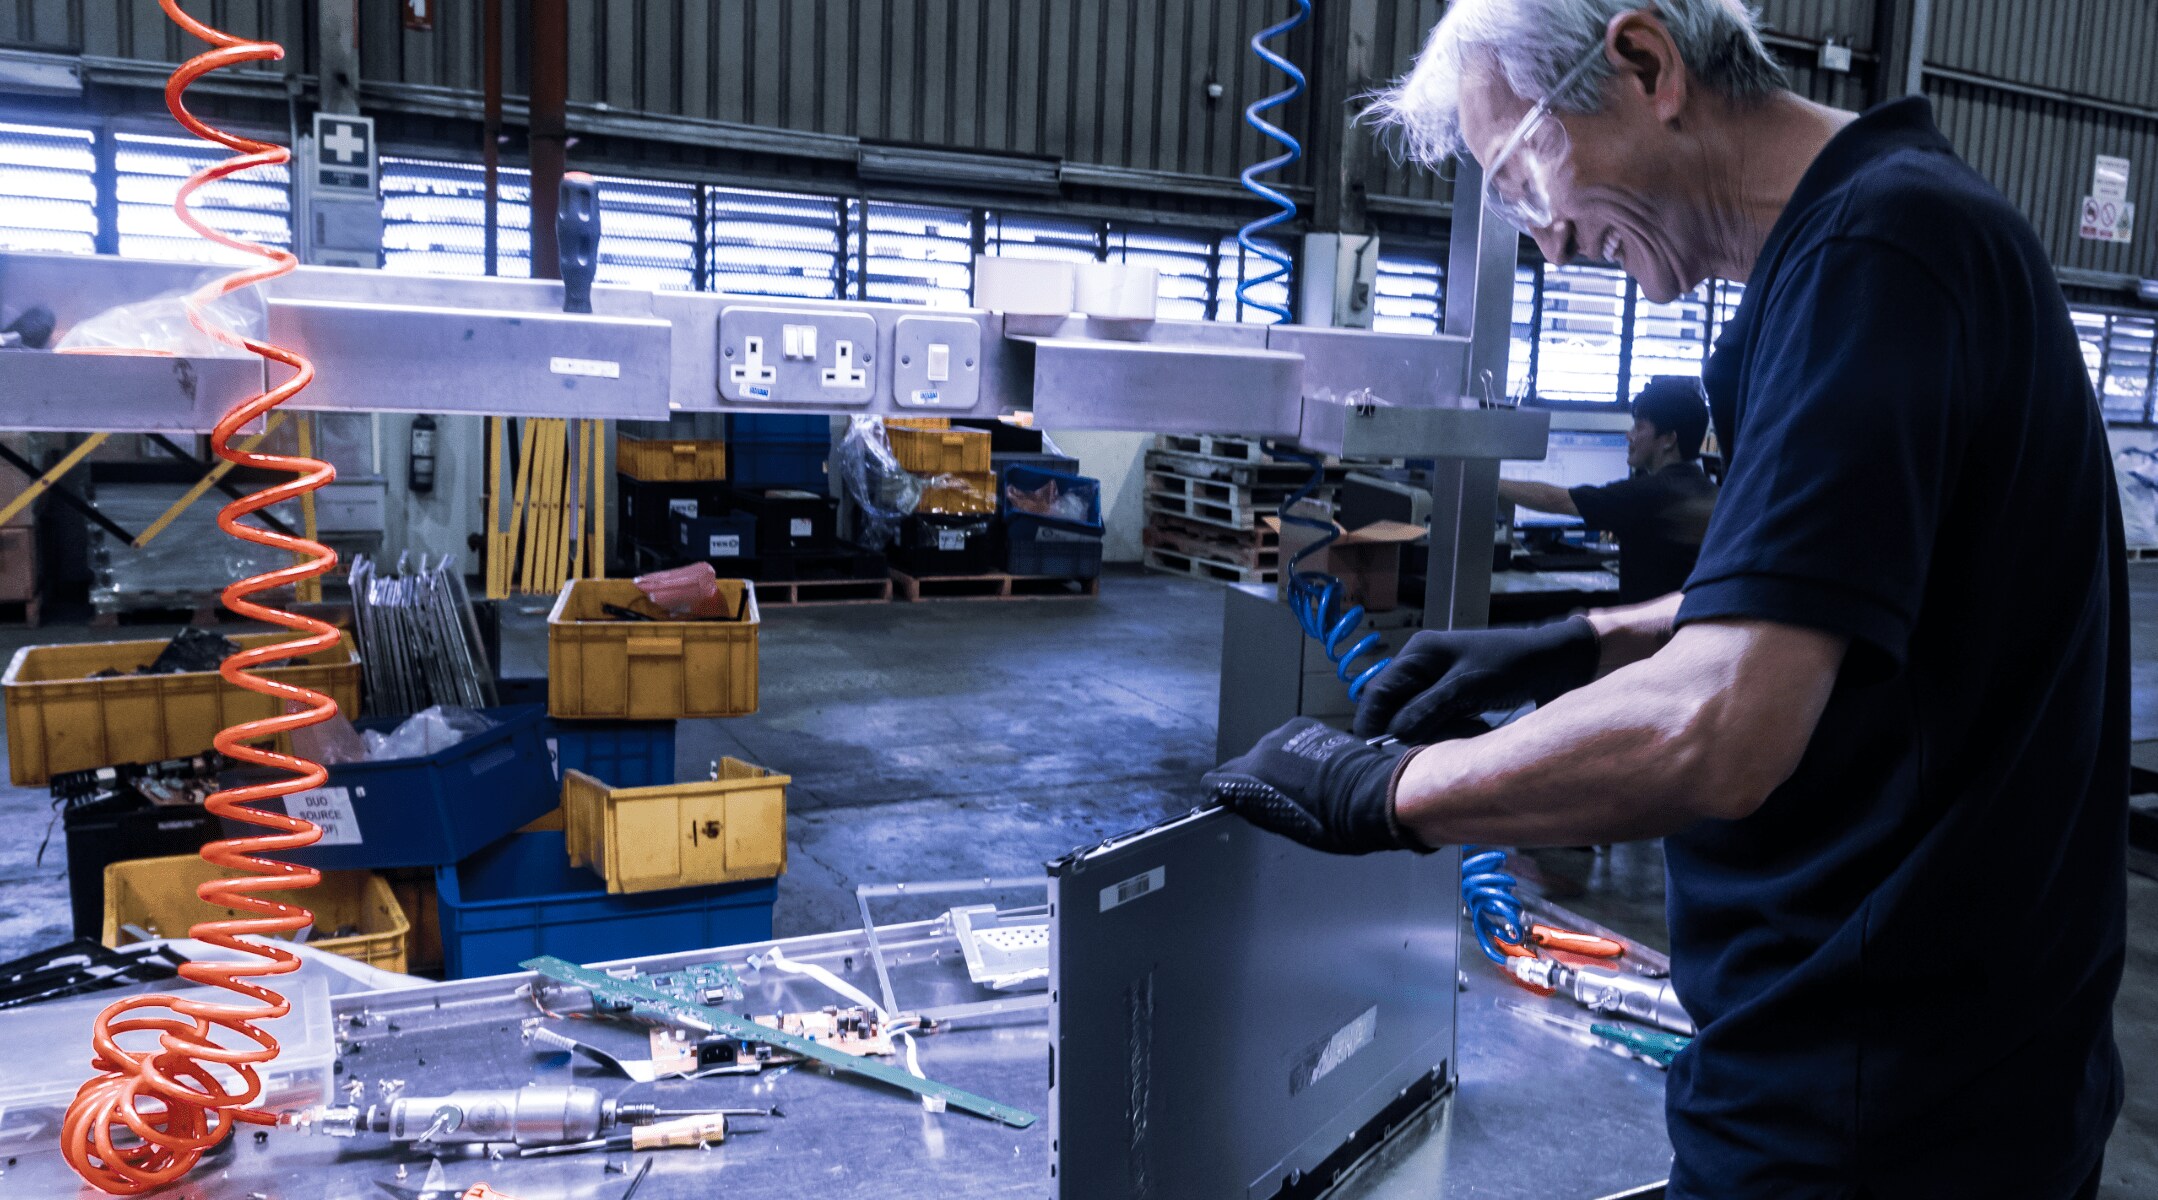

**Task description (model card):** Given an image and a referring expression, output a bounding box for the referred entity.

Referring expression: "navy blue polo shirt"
[1667,98,2127,1198]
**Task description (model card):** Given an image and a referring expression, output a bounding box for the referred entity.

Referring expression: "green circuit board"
[523,955,1038,1129]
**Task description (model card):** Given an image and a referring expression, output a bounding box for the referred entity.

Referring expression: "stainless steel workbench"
[1,919,1671,1199]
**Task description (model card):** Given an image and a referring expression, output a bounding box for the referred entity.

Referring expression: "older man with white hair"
[1205,2,2127,1197]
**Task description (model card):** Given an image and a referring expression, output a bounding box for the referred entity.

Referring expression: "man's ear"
[1605,9,1690,126]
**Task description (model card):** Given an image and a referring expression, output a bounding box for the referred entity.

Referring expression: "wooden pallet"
[1144,470,1306,511]
[1142,520,1278,570]
[755,576,894,606]
[1145,493,1261,531]
[889,569,1099,601]
[1144,449,1350,488]
[1152,433,1269,463]
[1143,547,1278,585]
[2129,546,2158,562]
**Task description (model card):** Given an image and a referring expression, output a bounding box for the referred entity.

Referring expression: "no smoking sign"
[2081,195,2135,245]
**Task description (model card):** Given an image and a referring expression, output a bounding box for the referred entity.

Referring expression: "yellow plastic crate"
[563,759,790,894]
[103,854,410,974]
[617,435,727,482]
[885,417,950,431]
[547,578,759,720]
[917,471,997,515]
[890,427,991,476]
[3,631,363,786]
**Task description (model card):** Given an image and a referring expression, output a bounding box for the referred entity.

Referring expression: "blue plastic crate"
[726,414,831,446]
[543,719,676,789]
[998,464,1103,530]
[434,831,777,978]
[219,704,557,871]
[729,442,830,492]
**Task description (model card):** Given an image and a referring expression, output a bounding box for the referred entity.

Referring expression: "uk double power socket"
[717,306,877,405]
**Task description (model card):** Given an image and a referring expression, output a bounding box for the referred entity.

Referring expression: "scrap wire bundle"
[349,554,497,716]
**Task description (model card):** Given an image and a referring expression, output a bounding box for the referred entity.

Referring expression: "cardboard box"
[1267,509,1426,613]
[0,436,32,529]
[0,526,33,603]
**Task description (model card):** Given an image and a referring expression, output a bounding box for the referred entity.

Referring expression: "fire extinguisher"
[408,414,437,494]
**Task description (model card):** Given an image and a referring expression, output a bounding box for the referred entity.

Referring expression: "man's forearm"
[1586,591,1683,675]
[1497,479,1578,516]
[1391,620,1846,847]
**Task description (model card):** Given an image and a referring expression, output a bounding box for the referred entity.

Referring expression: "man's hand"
[1204,718,1429,855]
[1353,616,1601,743]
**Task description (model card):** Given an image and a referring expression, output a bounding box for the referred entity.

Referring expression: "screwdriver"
[1499,999,1693,1069]
[558,171,600,314]
[517,1110,777,1158]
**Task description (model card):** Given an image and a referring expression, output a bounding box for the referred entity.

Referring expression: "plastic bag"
[53,277,267,358]
[362,705,495,761]
[1003,474,1099,523]
[633,561,726,619]
[837,417,923,550]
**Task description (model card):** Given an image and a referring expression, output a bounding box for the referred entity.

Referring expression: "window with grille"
[706,187,844,299]
[1510,264,1538,403]
[1214,235,1294,323]
[114,131,290,265]
[0,122,97,254]
[2072,309,2110,396]
[1108,224,1215,321]
[379,156,531,277]
[2098,313,2155,424]
[847,200,972,308]
[983,213,1101,264]
[589,174,696,291]
[1535,262,1628,403]
[1630,281,1711,383]
[1371,249,1444,336]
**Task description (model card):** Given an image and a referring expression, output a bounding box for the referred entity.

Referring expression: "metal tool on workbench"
[291,1084,767,1148]
[518,1108,775,1157]
[1499,998,1693,1069]
[1502,955,1696,1036]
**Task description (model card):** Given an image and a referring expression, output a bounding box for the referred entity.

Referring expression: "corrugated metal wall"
[351,0,1321,189]
[1930,0,2157,111]
[0,0,2150,278]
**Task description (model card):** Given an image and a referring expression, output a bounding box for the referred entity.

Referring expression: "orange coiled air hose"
[60,3,339,1192]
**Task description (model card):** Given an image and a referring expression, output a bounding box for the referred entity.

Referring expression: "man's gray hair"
[1369,0,1787,166]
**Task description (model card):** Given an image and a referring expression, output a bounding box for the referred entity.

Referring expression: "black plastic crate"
[1004,516,1105,580]
[743,542,888,582]
[672,512,759,564]
[619,476,731,548]
[63,799,221,939]
[726,486,837,555]
[892,513,996,576]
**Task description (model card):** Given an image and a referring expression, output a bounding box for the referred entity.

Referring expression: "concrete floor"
[0,566,2152,1195]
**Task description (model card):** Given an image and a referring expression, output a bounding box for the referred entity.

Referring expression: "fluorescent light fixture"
[857,143,1061,194]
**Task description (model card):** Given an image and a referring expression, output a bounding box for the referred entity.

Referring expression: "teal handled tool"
[1499,998,1693,1070]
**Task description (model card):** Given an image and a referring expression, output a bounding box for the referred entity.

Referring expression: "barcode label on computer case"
[1100,866,1166,912]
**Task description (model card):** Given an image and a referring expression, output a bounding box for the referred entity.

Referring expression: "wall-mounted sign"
[312,112,376,195]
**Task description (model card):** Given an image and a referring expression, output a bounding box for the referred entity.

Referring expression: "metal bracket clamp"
[521,956,1040,1129]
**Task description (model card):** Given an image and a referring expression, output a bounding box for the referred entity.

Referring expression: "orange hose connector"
[60,4,339,1193]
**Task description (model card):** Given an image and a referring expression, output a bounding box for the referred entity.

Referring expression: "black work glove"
[1352,615,1600,744]
[1204,718,1429,856]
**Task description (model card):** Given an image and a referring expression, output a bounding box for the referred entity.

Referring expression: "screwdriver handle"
[558,171,600,314]
[1528,923,1626,958]
[630,1114,726,1150]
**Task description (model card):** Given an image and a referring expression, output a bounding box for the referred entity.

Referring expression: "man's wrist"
[1383,744,1435,852]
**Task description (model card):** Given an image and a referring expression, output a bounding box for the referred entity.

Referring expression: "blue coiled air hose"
[1236,0,1309,321]
[1238,2,1523,962]
[1460,847,1530,964]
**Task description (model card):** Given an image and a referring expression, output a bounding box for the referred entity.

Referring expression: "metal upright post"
[1425,161,1518,632]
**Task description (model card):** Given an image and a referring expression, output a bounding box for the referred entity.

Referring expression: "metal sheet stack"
[349,554,498,717]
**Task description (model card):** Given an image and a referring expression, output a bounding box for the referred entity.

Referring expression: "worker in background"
[1205,3,2126,1199]
[1498,375,1717,602]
